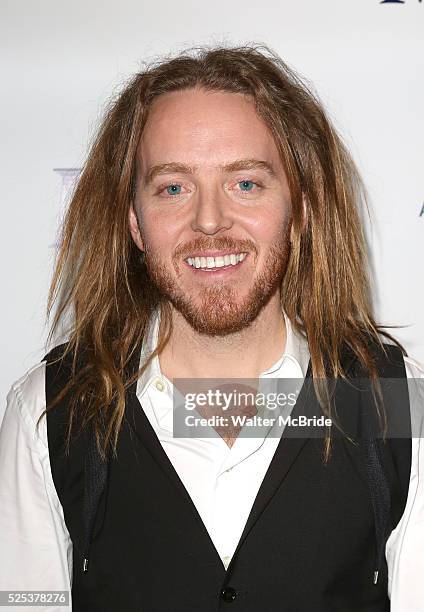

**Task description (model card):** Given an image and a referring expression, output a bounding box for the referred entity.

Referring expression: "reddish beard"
[142,224,292,337]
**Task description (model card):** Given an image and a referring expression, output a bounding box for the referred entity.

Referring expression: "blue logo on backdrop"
[380,0,422,3]
[419,203,424,217]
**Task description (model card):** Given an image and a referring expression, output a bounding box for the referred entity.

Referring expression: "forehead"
[137,87,282,170]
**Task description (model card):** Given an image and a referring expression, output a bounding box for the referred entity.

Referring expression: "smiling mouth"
[185,252,248,271]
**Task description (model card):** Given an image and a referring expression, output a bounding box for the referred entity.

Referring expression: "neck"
[157,294,287,381]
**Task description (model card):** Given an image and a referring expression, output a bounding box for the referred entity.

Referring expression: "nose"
[190,187,233,235]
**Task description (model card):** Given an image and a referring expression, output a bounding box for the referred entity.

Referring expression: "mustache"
[174,237,257,259]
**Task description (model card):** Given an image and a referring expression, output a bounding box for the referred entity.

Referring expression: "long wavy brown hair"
[38,42,407,461]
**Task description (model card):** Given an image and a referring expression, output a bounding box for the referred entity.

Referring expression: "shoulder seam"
[403,354,424,377]
[9,379,44,454]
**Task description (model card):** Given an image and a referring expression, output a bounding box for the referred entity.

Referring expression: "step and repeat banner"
[1,0,423,418]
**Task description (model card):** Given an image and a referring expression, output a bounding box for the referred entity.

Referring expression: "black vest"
[44,341,411,611]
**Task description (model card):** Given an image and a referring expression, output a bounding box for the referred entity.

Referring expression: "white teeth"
[186,252,247,269]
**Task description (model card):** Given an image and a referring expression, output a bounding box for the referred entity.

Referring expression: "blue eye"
[165,184,182,196]
[238,180,256,191]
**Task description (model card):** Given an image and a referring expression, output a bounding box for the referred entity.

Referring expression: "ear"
[290,194,308,242]
[128,202,145,252]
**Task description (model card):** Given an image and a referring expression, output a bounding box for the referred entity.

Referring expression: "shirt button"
[220,586,237,603]
[155,379,165,392]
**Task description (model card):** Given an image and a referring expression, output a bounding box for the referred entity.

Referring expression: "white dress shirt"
[0,309,423,612]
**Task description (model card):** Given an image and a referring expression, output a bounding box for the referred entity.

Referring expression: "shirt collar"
[260,308,310,379]
[136,307,310,402]
[136,307,164,399]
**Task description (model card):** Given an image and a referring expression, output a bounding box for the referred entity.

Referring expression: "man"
[1,44,423,611]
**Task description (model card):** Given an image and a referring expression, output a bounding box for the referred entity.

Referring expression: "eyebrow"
[142,158,277,187]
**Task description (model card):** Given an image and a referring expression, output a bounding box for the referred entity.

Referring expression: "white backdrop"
[1,0,423,421]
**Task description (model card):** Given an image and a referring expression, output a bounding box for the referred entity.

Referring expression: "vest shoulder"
[370,339,405,365]
[341,338,407,378]
[42,342,92,406]
[43,342,72,366]
[43,342,91,377]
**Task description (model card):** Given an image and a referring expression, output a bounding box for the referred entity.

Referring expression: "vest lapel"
[126,387,226,566]
[228,345,359,566]
[127,387,204,508]
[228,359,314,565]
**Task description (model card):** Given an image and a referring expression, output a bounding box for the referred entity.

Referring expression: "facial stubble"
[139,219,292,337]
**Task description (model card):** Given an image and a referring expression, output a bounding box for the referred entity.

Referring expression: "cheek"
[245,209,291,245]
[141,214,180,254]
